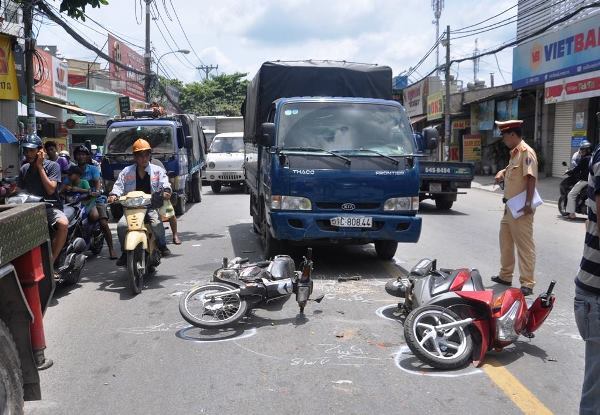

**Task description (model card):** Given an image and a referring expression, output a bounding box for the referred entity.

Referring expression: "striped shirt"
[576,146,600,294]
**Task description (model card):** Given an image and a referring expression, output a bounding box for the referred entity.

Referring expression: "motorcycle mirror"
[562,161,567,167]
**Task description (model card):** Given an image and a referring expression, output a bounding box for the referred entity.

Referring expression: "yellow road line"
[482,358,553,414]
[380,260,553,414]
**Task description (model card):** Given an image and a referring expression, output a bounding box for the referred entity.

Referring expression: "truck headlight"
[383,197,419,211]
[271,196,312,210]
[208,162,215,169]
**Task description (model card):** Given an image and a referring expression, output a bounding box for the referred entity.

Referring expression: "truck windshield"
[278,102,415,156]
[209,136,244,153]
[105,125,174,154]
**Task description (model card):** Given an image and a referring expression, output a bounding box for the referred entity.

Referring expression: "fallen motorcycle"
[179,248,322,329]
[385,258,484,314]
[403,281,556,369]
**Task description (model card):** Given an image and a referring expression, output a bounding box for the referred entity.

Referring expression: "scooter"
[385,258,484,314]
[558,161,586,217]
[115,191,162,295]
[179,248,323,329]
[65,193,104,255]
[403,281,556,370]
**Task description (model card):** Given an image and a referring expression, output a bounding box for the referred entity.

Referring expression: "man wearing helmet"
[567,140,594,219]
[16,135,68,262]
[108,138,172,266]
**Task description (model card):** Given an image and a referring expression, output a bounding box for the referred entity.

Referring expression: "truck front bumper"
[269,212,421,243]
[203,170,244,183]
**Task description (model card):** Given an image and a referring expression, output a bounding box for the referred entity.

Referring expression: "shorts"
[47,208,67,227]
[96,203,109,220]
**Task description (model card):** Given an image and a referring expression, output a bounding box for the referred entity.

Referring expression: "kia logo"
[341,203,355,211]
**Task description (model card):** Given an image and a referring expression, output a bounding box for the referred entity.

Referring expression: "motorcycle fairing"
[525,296,555,334]
[124,230,148,251]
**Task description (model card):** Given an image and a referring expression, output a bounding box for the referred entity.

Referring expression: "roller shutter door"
[552,101,574,177]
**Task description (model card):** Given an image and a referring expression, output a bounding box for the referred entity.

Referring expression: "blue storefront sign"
[512,13,600,89]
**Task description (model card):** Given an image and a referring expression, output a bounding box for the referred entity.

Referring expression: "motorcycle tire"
[0,319,24,415]
[90,231,104,255]
[404,304,473,370]
[558,196,568,217]
[127,244,145,295]
[179,282,248,329]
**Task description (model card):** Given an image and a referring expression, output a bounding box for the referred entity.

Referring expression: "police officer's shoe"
[520,286,533,296]
[491,276,511,286]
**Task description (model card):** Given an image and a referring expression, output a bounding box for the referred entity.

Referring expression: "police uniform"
[496,120,538,289]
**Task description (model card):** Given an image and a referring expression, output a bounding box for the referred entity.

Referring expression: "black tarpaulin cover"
[244,60,392,142]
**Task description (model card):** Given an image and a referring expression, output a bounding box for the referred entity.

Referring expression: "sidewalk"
[472,175,563,204]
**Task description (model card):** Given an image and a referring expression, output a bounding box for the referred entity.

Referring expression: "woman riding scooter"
[567,140,593,220]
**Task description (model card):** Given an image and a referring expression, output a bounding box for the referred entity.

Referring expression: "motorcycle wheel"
[90,230,104,255]
[127,244,145,295]
[404,305,473,370]
[558,196,568,217]
[179,282,247,329]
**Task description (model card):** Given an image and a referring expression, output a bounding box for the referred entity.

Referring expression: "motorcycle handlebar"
[546,280,556,297]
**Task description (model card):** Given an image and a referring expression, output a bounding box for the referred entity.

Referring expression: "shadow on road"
[81,266,177,300]
[418,202,469,216]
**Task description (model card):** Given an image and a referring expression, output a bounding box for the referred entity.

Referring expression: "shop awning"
[37,98,107,117]
[18,102,56,119]
[0,124,18,144]
[410,114,427,124]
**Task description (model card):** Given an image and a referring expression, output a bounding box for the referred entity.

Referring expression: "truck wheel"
[435,197,454,211]
[261,216,281,259]
[211,182,222,194]
[374,240,398,260]
[191,174,202,203]
[0,320,24,415]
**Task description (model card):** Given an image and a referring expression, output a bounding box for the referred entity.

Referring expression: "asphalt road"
[25,185,585,415]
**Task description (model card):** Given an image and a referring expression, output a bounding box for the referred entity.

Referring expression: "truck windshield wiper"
[282,147,351,165]
[338,148,399,165]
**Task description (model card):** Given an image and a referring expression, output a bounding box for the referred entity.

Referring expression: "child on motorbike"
[60,165,98,210]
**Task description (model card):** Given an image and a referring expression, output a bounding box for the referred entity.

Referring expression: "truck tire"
[211,182,222,194]
[0,320,24,415]
[374,240,398,260]
[191,174,202,203]
[435,197,454,211]
[261,215,282,259]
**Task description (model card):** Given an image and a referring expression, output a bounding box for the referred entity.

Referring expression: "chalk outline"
[175,326,257,343]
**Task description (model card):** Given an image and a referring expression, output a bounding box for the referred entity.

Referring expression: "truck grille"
[316,202,380,210]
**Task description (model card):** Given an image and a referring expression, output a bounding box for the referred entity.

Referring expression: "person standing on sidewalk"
[491,120,538,296]
[574,142,600,415]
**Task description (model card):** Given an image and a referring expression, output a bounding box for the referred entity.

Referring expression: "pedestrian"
[574,142,600,415]
[43,141,70,175]
[150,157,182,245]
[491,119,538,296]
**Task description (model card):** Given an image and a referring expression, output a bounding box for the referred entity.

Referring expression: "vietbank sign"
[513,13,600,89]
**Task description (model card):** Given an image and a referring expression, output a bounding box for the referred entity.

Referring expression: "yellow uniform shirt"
[503,140,538,199]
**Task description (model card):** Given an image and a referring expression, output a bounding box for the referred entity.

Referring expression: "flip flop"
[173,237,182,245]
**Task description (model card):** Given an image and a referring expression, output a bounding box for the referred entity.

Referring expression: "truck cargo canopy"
[244,60,392,142]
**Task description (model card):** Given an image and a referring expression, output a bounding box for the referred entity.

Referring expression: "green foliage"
[179,72,249,116]
[58,0,108,20]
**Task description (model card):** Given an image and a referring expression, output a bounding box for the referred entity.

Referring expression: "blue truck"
[244,61,438,259]
[101,110,207,215]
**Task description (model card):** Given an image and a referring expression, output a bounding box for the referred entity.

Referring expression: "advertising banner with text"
[108,34,145,102]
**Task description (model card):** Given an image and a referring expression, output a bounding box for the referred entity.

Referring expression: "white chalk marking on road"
[177,326,257,343]
[375,304,403,322]
[233,340,283,360]
[393,345,483,378]
[331,380,353,384]
[192,244,202,247]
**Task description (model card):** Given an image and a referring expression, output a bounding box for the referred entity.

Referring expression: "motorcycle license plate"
[429,183,442,193]
[330,216,373,228]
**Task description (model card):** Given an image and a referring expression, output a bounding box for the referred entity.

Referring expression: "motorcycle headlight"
[208,162,216,169]
[496,300,521,342]
[121,196,149,208]
[383,197,419,211]
[271,195,312,211]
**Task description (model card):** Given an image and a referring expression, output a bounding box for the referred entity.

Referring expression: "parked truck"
[0,202,55,414]
[199,116,244,148]
[244,61,435,260]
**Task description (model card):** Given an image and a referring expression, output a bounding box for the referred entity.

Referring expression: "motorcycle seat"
[63,205,78,222]
[469,270,485,291]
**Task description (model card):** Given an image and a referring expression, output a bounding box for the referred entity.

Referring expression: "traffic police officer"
[491,120,538,296]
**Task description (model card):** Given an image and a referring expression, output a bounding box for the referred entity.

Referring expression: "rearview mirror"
[185,135,194,149]
[258,122,276,147]
[413,133,425,153]
[422,127,439,150]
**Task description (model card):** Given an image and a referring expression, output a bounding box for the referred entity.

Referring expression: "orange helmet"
[132,138,152,153]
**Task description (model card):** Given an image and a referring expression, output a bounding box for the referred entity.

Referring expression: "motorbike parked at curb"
[385,258,484,314]
[558,161,586,217]
[179,248,322,329]
[113,191,162,295]
[403,281,556,370]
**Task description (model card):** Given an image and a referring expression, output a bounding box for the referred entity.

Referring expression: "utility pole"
[197,64,218,81]
[23,0,37,138]
[144,0,152,103]
[473,38,479,83]
[432,0,444,76]
[443,25,451,162]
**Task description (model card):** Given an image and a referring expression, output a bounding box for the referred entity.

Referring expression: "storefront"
[0,33,21,176]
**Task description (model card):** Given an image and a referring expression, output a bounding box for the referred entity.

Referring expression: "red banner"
[108,34,145,102]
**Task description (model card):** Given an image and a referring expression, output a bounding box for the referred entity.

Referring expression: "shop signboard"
[572,129,587,148]
[513,13,600,88]
[478,100,495,131]
[452,119,470,130]
[108,34,145,102]
[0,34,19,100]
[34,47,68,100]
[402,79,426,117]
[544,69,600,104]
[463,134,482,162]
[427,91,444,120]
[495,98,519,121]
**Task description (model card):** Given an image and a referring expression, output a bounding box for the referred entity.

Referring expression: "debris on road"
[338,276,361,282]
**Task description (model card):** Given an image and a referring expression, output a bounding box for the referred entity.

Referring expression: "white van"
[203,132,245,193]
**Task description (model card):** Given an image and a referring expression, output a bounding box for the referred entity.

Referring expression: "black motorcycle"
[385,258,484,314]
[558,161,587,217]
[179,248,322,329]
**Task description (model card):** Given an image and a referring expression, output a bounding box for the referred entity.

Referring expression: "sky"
[35,0,518,87]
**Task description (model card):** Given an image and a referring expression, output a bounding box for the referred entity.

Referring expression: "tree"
[58,0,108,20]
[149,76,184,111]
[179,72,248,116]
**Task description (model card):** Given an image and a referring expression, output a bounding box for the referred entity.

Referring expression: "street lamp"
[155,49,190,77]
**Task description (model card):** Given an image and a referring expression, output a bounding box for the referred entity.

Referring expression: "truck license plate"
[330,216,373,228]
[429,183,442,193]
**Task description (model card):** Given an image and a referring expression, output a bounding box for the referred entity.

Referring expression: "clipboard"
[506,189,543,219]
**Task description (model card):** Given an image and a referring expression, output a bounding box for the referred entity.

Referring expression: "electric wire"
[168,0,205,66]
[151,2,197,69]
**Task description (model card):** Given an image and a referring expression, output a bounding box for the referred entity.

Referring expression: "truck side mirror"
[259,122,276,147]
[413,133,425,153]
[422,127,439,150]
[185,135,194,149]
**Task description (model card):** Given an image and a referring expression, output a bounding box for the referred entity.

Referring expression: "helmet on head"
[21,134,43,150]
[580,140,592,150]
[58,150,70,158]
[74,145,91,156]
[133,138,152,153]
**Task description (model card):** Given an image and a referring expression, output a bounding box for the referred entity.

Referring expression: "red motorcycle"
[403,280,556,370]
